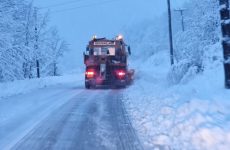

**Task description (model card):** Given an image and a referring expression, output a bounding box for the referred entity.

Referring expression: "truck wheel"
[85,82,90,89]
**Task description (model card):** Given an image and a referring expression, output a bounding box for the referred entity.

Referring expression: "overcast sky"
[34,0,188,71]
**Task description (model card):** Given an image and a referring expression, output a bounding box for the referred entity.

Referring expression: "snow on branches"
[0,0,69,82]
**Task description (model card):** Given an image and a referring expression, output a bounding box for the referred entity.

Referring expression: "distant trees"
[125,0,222,84]
[0,0,69,82]
[43,28,69,76]
[174,0,219,62]
[169,0,220,84]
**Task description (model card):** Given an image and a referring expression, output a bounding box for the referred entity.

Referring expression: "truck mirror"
[128,46,131,55]
[89,49,94,55]
[83,52,86,63]
[83,52,89,64]
[86,47,89,51]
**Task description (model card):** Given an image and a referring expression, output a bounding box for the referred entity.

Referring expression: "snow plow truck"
[83,35,134,89]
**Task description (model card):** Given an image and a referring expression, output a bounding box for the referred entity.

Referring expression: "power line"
[50,0,120,14]
[174,8,186,32]
[40,0,85,9]
[1,0,121,15]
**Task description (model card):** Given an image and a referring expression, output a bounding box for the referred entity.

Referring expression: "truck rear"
[83,35,134,89]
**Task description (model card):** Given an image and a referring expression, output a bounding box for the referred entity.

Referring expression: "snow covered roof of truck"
[88,35,126,48]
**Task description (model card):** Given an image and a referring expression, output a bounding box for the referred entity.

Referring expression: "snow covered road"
[0,83,143,150]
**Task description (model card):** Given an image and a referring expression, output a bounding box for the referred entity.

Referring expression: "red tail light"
[115,70,126,79]
[86,70,95,78]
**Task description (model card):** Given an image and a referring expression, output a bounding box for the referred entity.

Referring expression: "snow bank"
[124,50,230,150]
[122,0,230,149]
[0,74,83,99]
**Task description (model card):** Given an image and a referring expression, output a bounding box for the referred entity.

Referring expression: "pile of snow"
[124,50,230,150]
[123,0,230,149]
[0,74,83,99]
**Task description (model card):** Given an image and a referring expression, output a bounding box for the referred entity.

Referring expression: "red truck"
[83,35,134,89]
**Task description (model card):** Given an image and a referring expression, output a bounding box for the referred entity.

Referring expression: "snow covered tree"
[0,0,69,82]
[169,0,220,84]
[41,28,69,76]
[125,0,221,85]
[0,0,27,81]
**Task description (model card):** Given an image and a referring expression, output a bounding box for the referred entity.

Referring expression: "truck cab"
[84,35,134,89]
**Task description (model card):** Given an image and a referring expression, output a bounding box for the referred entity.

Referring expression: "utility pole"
[219,0,230,89]
[34,7,40,78]
[174,8,186,32]
[167,0,174,65]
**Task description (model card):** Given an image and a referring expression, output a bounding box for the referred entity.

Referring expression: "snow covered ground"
[1,51,230,150]
[0,74,85,148]
[124,50,230,150]
[0,73,143,150]
[0,74,83,99]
